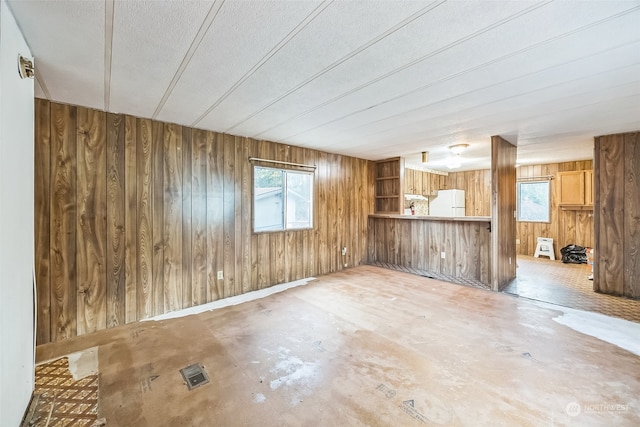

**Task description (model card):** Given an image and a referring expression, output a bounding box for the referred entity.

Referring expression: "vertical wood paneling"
[50,103,77,341]
[318,151,329,274]
[163,123,182,312]
[182,127,193,309]
[76,108,106,336]
[124,116,137,323]
[306,148,318,277]
[595,131,640,298]
[191,129,208,306]
[207,133,224,300]
[240,137,252,293]
[367,217,491,284]
[512,161,594,259]
[136,118,153,319]
[152,121,164,315]
[624,132,640,298]
[595,134,624,294]
[491,135,516,291]
[35,98,51,345]
[34,100,375,343]
[223,134,236,297]
[106,113,125,328]
[233,137,244,293]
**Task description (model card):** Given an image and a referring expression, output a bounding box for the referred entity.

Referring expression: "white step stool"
[534,237,555,260]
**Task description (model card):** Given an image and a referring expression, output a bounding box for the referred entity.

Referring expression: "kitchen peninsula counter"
[368,214,491,286]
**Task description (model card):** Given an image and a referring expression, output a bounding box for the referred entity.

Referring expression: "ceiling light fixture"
[421,151,428,163]
[448,144,469,155]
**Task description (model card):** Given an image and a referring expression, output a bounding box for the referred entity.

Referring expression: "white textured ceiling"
[8,0,640,171]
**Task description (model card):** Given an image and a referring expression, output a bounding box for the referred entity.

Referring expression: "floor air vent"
[180,364,209,390]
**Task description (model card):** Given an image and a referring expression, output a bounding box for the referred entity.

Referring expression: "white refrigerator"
[429,189,465,217]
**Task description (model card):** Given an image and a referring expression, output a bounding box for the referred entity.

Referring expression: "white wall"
[0,0,35,424]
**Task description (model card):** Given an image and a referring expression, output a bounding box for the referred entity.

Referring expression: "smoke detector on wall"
[18,55,34,79]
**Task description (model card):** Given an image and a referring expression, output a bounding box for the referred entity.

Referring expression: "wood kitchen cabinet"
[404,168,423,195]
[558,170,594,208]
[404,167,448,197]
[585,170,594,205]
[404,168,414,194]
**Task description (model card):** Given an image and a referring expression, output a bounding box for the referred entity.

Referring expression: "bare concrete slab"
[36,266,640,426]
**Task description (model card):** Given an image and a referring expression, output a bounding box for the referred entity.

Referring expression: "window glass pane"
[253,166,314,232]
[285,171,313,229]
[254,167,284,232]
[518,181,550,222]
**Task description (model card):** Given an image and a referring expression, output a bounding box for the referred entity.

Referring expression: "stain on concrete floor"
[36,266,640,426]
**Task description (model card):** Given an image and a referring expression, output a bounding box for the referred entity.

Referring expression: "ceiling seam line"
[222,0,448,133]
[34,63,52,100]
[309,42,640,144]
[347,78,640,148]
[363,91,640,150]
[104,0,115,112]
[302,64,640,149]
[364,78,640,147]
[276,4,640,142]
[190,0,335,128]
[251,0,552,139]
[151,0,226,120]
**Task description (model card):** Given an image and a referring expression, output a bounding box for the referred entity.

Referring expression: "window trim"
[252,165,315,234]
[516,180,551,223]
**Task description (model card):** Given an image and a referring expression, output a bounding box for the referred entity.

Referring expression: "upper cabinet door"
[558,170,587,205]
[585,170,594,206]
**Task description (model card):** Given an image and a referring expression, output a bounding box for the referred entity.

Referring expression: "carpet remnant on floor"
[25,357,99,427]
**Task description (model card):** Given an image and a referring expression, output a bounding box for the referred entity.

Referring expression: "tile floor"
[505,256,640,323]
[23,357,99,427]
[370,256,640,323]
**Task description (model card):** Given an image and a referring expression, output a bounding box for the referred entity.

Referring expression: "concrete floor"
[36,266,640,426]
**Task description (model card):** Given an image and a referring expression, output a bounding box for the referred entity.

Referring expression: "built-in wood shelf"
[374,157,404,214]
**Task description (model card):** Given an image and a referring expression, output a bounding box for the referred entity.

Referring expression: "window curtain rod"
[249,157,317,170]
[516,175,554,182]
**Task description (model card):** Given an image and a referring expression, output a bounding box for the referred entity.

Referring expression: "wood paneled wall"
[368,217,491,285]
[447,170,491,216]
[491,136,517,291]
[516,160,594,259]
[594,131,640,299]
[35,100,374,344]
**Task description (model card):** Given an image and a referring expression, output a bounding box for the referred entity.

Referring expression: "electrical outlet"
[217,271,223,280]
[509,257,512,265]
[342,247,347,256]
[516,239,520,244]
[441,252,446,259]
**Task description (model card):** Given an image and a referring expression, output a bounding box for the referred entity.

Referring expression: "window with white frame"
[253,166,313,232]
[517,180,550,222]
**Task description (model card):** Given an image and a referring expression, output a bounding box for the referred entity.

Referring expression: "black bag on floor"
[560,244,587,264]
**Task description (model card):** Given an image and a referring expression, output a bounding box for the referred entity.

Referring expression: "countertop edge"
[369,214,491,222]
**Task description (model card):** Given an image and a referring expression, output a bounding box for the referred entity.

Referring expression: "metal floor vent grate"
[180,364,210,391]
